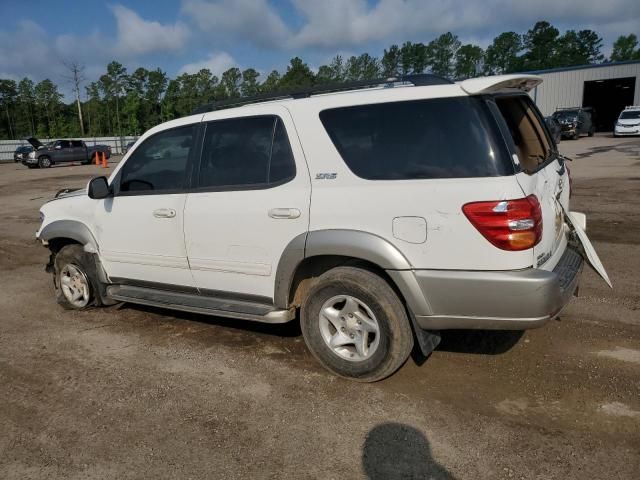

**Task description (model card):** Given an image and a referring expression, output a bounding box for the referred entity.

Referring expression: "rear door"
[492,95,570,268]
[71,140,87,162]
[183,108,310,300]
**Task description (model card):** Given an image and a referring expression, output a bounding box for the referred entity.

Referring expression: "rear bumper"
[412,248,583,330]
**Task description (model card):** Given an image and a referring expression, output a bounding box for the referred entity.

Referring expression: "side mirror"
[88,176,111,199]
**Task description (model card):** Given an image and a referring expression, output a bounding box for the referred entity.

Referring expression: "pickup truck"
[23,138,111,169]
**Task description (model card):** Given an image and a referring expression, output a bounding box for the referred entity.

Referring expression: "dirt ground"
[0,136,639,479]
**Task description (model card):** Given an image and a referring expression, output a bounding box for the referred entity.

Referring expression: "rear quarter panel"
[289,99,534,271]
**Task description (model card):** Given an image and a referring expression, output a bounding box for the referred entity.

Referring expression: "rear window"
[319,97,512,180]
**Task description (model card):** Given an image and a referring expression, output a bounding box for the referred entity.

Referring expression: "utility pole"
[63,60,86,135]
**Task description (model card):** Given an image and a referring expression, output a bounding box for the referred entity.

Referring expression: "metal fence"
[0,136,138,163]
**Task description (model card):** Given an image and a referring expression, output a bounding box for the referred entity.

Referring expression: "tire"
[53,244,103,310]
[38,156,52,168]
[300,266,414,382]
[588,128,595,137]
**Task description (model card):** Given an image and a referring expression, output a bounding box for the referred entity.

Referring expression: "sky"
[0,0,639,99]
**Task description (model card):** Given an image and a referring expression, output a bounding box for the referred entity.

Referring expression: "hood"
[26,137,44,149]
[53,187,86,200]
[617,117,640,125]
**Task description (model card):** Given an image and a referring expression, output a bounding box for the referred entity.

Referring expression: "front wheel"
[53,244,102,310]
[300,266,414,382]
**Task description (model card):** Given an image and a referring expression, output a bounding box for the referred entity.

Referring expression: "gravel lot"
[1,136,639,479]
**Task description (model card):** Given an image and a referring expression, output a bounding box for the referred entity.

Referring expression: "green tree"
[146,68,168,127]
[344,53,380,81]
[34,79,63,137]
[241,68,260,96]
[381,44,401,76]
[261,70,282,92]
[17,78,36,136]
[484,32,523,74]
[399,42,429,75]
[522,21,560,70]
[0,79,17,138]
[610,34,640,61]
[221,67,242,98]
[428,32,461,77]
[455,44,483,78]
[279,57,315,89]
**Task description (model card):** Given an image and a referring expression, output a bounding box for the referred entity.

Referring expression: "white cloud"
[182,0,640,50]
[111,4,190,56]
[178,51,238,75]
[181,0,290,47]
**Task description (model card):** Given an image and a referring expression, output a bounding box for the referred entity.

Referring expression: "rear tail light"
[462,195,543,251]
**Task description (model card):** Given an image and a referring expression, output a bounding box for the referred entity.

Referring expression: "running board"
[106,285,294,324]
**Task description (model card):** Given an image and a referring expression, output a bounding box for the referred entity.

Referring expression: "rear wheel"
[588,127,595,137]
[300,266,414,382]
[38,156,52,168]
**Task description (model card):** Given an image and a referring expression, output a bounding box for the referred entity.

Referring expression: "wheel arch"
[274,230,432,315]
[39,220,99,254]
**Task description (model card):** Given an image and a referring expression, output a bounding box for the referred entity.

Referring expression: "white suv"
[37,74,610,381]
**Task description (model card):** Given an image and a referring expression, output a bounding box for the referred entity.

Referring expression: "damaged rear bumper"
[412,247,583,330]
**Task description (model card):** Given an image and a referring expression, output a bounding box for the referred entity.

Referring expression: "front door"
[94,123,198,287]
[183,109,311,300]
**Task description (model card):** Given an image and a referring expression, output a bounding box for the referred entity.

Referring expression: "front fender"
[38,220,99,254]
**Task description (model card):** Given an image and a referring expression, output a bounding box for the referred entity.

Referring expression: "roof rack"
[191,73,453,114]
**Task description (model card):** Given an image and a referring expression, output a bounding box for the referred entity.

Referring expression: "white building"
[528,60,640,131]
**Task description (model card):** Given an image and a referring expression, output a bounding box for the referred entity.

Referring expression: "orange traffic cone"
[94,152,100,166]
[101,151,108,168]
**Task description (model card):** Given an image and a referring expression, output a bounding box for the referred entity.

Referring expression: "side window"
[269,118,296,183]
[198,116,296,189]
[119,124,195,194]
[59,140,71,149]
[71,140,83,148]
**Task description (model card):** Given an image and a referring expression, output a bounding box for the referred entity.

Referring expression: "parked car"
[552,108,595,139]
[23,138,111,168]
[36,74,610,381]
[122,140,138,155]
[614,106,640,137]
[13,144,33,162]
[544,116,562,144]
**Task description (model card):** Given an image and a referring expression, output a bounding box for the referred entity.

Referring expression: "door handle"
[268,208,301,219]
[153,208,176,218]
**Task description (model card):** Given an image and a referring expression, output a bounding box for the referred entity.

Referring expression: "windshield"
[620,111,640,120]
[553,111,579,121]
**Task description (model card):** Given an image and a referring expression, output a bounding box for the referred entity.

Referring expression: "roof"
[523,59,640,76]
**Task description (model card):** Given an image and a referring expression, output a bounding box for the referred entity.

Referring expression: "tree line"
[1,21,639,141]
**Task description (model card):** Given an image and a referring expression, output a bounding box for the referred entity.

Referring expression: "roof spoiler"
[458,74,542,95]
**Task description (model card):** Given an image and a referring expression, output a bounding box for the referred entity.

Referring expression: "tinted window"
[71,140,84,148]
[198,116,296,188]
[319,97,512,180]
[119,125,195,194]
[58,140,71,149]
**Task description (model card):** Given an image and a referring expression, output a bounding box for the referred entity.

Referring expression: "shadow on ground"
[362,423,456,479]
